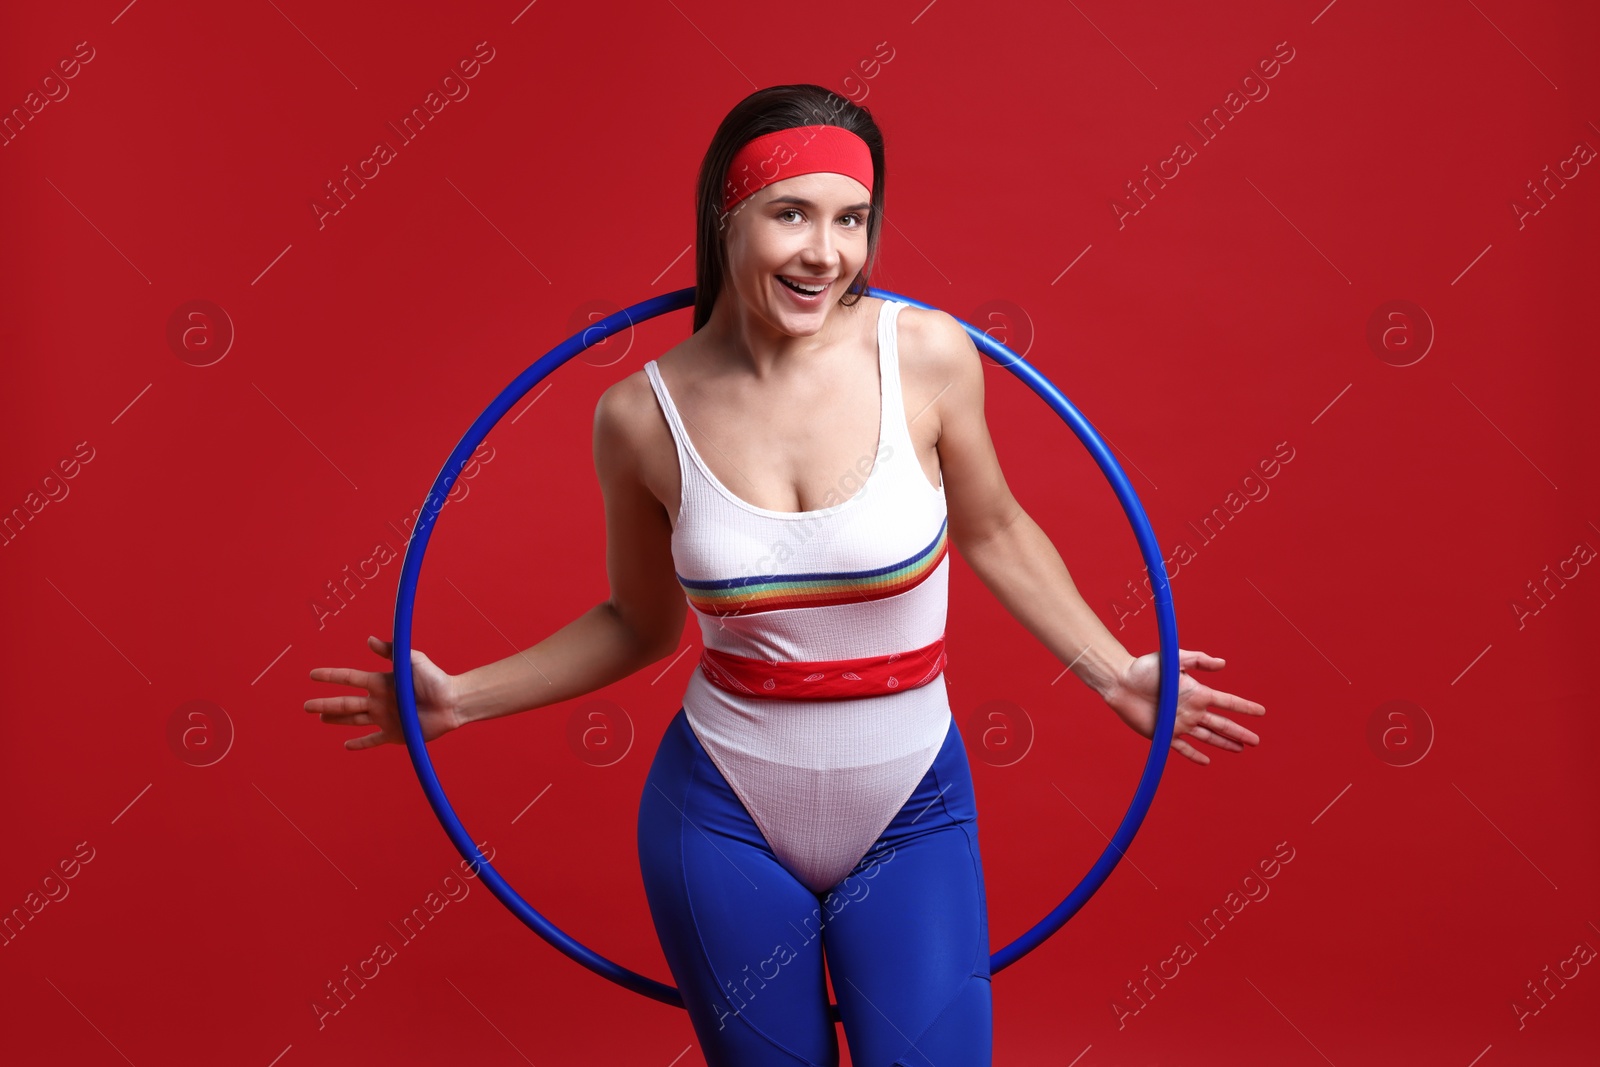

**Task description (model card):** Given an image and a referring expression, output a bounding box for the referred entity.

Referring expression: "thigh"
[637,708,840,1067]
[820,716,993,1067]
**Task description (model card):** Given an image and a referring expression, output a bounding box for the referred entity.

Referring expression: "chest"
[645,364,943,533]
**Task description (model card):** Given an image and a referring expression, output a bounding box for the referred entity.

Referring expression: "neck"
[700,278,859,381]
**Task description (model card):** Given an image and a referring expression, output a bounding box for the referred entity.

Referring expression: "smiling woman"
[612,85,1008,1067]
[308,79,1267,1067]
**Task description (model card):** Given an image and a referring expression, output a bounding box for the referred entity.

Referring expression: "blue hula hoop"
[390,285,1178,1010]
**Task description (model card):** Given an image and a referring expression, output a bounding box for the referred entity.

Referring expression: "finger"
[308,666,378,690]
[311,706,372,722]
[1208,689,1267,716]
[1186,723,1244,753]
[1171,736,1210,765]
[1179,648,1226,671]
[1180,684,1264,721]
[345,730,390,751]
[1201,712,1260,747]
[304,695,369,715]
[368,635,394,660]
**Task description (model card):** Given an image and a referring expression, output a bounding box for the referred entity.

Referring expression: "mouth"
[775,274,835,306]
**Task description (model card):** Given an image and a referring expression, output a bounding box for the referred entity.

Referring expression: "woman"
[306,84,1266,1066]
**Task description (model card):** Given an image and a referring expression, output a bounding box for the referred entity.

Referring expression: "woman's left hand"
[1102,649,1266,765]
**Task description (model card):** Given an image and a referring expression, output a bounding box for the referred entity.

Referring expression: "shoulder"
[893,303,984,440]
[596,332,696,433]
[594,368,652,445]
[593,353,675,475]
[895,302,981,377]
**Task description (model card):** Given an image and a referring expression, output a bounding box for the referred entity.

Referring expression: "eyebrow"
[766,195,872,212]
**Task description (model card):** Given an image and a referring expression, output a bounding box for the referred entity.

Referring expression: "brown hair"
[691,84,886,333]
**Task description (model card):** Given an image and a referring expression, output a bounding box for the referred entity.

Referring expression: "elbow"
[953,503,1027,561]
[639,632,683,666]
[608,598,684,665]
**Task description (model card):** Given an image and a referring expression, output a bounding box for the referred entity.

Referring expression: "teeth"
[779,276,827,295]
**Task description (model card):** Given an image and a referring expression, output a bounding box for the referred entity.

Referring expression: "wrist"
[1085,650,1136,704]
[445,670,477,729]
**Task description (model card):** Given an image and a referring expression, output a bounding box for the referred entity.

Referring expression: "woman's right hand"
[305,635,464,750]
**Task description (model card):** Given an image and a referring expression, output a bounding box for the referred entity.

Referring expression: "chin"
[772,307,832,335]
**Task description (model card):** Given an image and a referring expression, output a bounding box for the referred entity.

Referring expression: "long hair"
[691,85,886,333]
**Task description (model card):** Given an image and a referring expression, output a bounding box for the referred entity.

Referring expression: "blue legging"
[637,707,992,1066]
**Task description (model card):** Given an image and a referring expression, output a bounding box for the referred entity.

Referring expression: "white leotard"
[642,298,952,893]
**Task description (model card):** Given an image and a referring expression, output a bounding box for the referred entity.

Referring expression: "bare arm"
[452,374,688,726]
[906,308,1267,764]
[908,307,1135,700]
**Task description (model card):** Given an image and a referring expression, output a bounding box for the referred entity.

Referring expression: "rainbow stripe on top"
[681,516,949,617]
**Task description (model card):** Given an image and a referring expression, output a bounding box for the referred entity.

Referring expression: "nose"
[802,221,839,271]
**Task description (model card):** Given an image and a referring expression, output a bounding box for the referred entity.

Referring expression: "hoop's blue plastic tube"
[390,285,1177,1006]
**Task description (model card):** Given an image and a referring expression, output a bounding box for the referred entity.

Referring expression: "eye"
[778,208,803,223]
[840,212,864,228]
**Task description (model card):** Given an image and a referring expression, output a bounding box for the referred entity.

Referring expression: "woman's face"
[722,171,872,337]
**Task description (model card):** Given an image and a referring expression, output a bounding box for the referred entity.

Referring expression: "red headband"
[722,125,874,214]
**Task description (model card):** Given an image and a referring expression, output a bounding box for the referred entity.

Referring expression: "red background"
[3,1,1596,1064]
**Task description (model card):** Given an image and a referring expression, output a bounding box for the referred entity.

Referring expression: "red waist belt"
[697,636,948,701]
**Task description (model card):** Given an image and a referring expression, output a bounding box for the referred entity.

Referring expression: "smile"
[776,275,834,302]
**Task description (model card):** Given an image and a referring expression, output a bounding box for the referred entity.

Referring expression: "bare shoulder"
[592,346,688,517]
[898,304,981,377]
[594,368,651,454]
[894,303,984,441]
[594,332,696,439]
